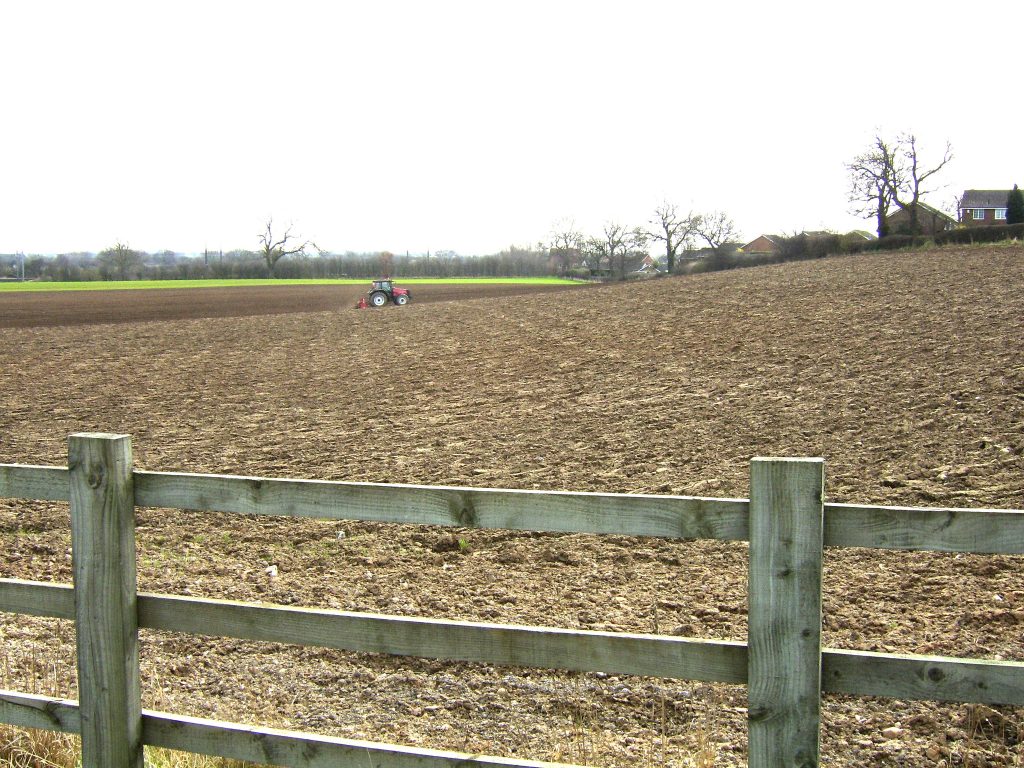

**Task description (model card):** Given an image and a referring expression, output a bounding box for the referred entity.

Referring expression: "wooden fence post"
[69,433,143,768]
[748,457,825,768]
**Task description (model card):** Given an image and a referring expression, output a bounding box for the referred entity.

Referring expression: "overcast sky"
[2,1,1020,256]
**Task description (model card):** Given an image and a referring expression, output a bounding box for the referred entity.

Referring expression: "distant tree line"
[0,244,561,282]
[3,206,745,283]
[547,204,741,280]
[10,132,1017,285]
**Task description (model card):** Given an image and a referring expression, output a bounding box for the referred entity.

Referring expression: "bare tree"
[437,250,457,275]
[379,250,395,276]
[259,219,311,277]
[694,211,739,250]
[889,134,953,236]
[648,202,698,274]
[582,236,606,272]
[548,219,584,276]
[846,134,952,237]
[595,222,648,280]
[847,136,902,238]
[603,222,631,279]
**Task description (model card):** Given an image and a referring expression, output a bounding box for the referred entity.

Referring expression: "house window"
[994,208,1007,220]
[972,209,987,220]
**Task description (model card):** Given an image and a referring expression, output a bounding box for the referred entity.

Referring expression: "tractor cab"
[372,279,393,292]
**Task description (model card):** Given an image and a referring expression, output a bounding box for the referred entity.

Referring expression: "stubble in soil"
[1,249,1022,766]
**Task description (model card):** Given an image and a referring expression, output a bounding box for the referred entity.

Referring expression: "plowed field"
[0,281,583,328]
[1,247,1022,766]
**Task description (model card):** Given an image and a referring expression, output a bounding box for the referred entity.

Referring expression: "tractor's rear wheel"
[370,292,388,307]
[394,294,409,306]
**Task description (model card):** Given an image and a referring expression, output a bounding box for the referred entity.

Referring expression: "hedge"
[844,235,930,253]
[681,225,1022,278]
[934,223,1024,245]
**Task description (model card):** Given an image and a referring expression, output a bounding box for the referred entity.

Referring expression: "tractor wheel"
[394,294,409,306]
[369,292,388,307]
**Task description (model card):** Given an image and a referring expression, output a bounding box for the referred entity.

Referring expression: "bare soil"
[0,282,583,328]
[1,247,1022,767]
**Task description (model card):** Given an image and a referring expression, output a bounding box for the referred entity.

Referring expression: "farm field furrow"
[1,245,1022,767]
[0,281,585,328]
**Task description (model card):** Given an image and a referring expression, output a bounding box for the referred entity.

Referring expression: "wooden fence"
[0,433,1022,767]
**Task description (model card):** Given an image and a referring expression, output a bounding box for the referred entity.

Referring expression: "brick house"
[740,231,873,255]
[741,235,781,254]
[742,233,827,253]
[958,190,1015,227]
[885,201,957,235]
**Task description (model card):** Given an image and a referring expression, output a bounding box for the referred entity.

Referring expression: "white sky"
[1,0,1020,256]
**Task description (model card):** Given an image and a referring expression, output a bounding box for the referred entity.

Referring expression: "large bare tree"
[847,134,952,237]
[548,219,584,275]
[847,136,902,238]
[890,134,953,235]
[593,222,647,280]
[581,236,606,272]
[648,202,698,274]
[259,219,311,277]
[694,211,739,250]
[605,222,632,279]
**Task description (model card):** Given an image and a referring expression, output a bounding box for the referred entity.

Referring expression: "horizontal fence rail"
[0,691,572,768]
[3,577,1022,706]
[1,436,1023,768]
[3,464,1023,553]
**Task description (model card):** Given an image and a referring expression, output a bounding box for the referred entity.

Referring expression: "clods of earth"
[1,246,1022,766]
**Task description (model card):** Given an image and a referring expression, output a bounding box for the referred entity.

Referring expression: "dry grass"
[0,642,256,768]
[0,727,258,768]
[0,728,78,768]
[1,630,699,768]
[0,640,79,768]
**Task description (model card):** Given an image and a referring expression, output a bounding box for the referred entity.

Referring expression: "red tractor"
[367,278,412,307]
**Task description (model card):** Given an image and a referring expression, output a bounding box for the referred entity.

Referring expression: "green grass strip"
[0,277,580,292]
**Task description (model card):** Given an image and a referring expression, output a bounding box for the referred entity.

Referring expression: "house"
[741,231,873,256]
[741,235,782,254]
[958,189,1016,226]
[842,230,876,243]
[685,242,743,260]
[628,254,663,276]
[884,202,956,235]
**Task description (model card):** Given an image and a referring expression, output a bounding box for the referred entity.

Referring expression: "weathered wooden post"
[748,457,825,768]
[68,433,143,768]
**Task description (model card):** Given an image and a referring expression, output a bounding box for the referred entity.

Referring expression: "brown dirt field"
[1,246,1023,767]
[0,282,584,329]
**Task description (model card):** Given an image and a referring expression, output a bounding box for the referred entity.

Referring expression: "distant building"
[628,254,664,276]
[842,230,876,243]
[885,202,957,235]
[958,189,1016,227]
[741,235,782,254]
[741,231,873,255]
